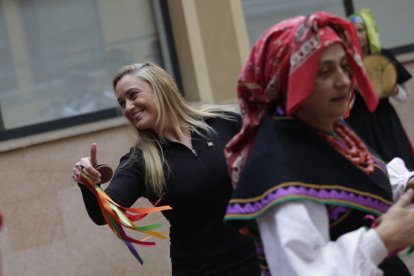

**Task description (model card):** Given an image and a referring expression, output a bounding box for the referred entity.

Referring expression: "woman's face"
[353,22,368,54]
[115,74,158,130]
[296,43,351,130]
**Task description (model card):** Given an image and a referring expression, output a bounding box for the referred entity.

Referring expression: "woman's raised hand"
[376,189,414,253]
[72,143,102,185]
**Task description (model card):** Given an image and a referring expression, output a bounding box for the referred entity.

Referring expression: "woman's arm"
[391,84,409,102]
[258,190,414,276]
[257,201,387,276]
[78,152,146,225]
[387,157,414,201]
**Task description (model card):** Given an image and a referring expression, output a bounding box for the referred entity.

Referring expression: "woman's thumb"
[395,188,414,207]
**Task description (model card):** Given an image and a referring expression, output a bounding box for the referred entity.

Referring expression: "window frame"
[0,0,180,142]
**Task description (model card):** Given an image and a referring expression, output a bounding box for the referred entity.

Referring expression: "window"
[242,0,414,52]
[354,0,414,50]
[242,0,346,45]
[0,0,174,140]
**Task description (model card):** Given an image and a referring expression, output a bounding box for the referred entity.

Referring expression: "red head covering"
[225,11,378,186]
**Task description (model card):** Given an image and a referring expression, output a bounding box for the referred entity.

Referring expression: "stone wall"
[0,125,172,276]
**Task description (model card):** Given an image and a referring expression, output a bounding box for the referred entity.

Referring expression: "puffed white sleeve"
[391,84,408,102]
[257,201,388,276]
[387,157,414,202]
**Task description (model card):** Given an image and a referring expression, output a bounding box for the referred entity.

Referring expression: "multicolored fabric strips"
[79,172,172,265]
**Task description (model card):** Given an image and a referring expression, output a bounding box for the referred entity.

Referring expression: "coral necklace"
[318,122,375,175]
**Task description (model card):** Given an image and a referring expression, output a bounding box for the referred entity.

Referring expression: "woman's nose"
[123,100,135,116]
[125,99,134,110]
[335,68,351,88]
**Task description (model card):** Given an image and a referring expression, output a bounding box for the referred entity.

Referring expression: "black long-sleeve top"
[78,115,258,275]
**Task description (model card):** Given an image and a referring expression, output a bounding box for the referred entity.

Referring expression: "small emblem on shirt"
[207,141,214,147]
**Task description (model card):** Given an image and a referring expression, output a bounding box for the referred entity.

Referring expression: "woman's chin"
[134,122,152,131]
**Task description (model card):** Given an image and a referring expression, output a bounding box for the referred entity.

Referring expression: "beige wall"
[389,57,414,273]
[167,0,249,103]
[392,54,414,144]
[0,121,172,276]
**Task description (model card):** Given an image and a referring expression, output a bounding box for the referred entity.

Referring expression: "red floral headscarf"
[225,11,378,186]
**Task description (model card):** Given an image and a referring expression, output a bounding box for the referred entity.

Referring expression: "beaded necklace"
[317,122,374,174]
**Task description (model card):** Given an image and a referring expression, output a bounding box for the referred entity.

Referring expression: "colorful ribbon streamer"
[79,172,172,265]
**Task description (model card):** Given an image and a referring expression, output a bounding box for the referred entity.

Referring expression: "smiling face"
[115,74,159,130]
[295,43,352,131]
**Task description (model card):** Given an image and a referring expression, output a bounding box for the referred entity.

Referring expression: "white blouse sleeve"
[257,201,388,276]
[391,84,408,102]
[387,157,414,202]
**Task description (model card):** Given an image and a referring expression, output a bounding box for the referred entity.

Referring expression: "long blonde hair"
[113,62,237,195]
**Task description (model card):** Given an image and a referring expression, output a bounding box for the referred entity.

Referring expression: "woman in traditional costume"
[225,11,414,276]
[346,8,414,170]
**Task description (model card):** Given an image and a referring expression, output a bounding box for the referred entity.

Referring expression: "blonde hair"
[113,62,238,195]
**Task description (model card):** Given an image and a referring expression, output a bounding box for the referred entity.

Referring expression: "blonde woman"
[72,62,260,275]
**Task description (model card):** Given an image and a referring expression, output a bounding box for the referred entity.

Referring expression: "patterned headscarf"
[225,11,379,186]
[349,8,381,54]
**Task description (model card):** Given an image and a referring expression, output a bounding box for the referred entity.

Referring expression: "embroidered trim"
[330,207,352,228]
[226,183,391,220]
[290,34,320,70]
